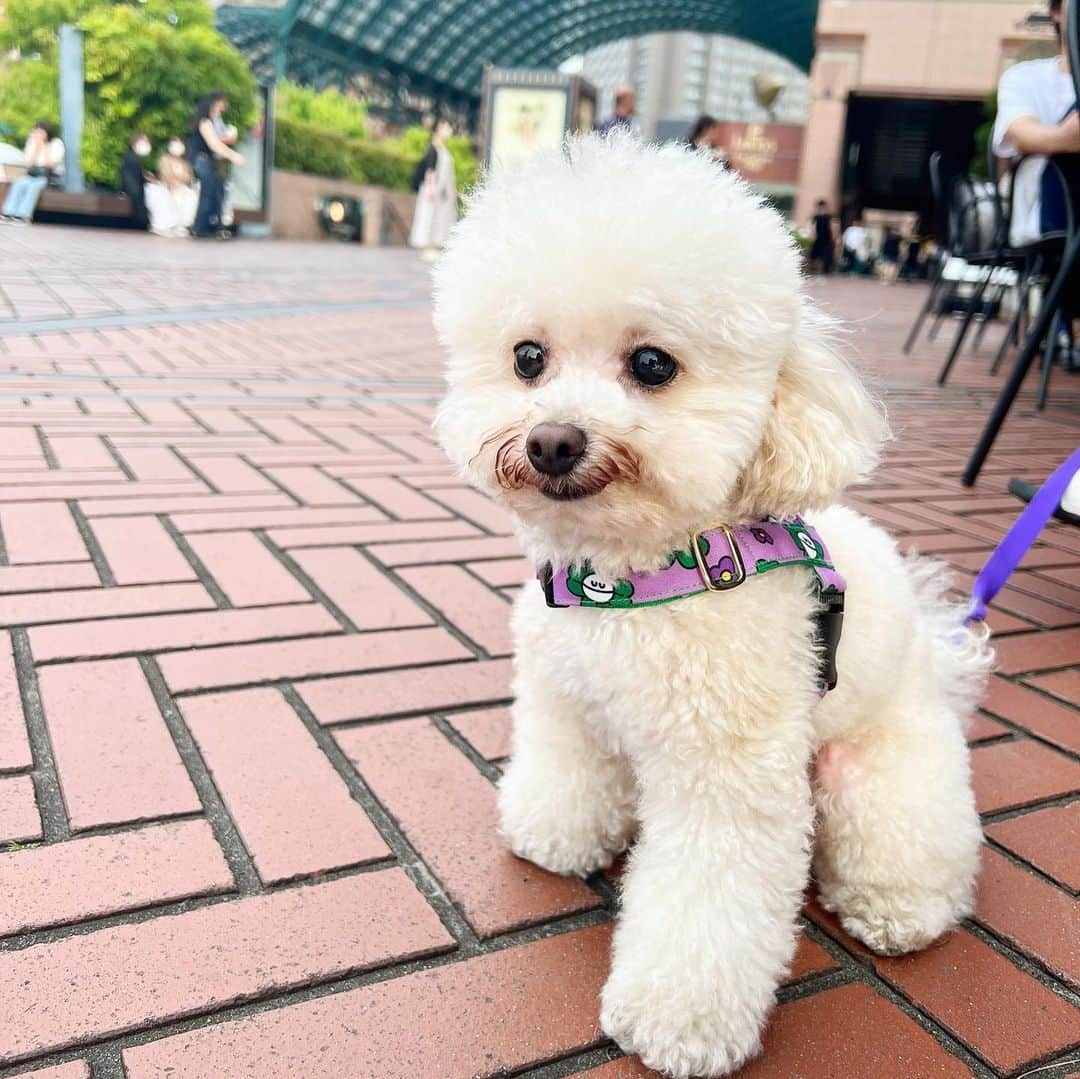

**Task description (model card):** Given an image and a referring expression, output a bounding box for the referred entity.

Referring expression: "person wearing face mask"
[120,132,153,231]
[147,136,197,236]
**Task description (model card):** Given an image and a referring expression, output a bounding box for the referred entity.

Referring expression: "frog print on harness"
[565,565,636,607]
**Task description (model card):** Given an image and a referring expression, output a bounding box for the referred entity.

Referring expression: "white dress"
[409,144,457,249]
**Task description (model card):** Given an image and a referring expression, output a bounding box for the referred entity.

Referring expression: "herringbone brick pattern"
[0,228,1076,1079]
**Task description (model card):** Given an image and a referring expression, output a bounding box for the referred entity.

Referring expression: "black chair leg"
[928,280,959,341]
[938,268,993,385]
[903,263,946,354]
[991,257,1040,374]
[963,233,1080,485]
[972,281,1004,351]
[1036,312,1061,409]
[990,300,1023,374]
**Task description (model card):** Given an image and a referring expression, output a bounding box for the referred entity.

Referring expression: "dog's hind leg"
[498,658,637,876]
[812,680,982,955]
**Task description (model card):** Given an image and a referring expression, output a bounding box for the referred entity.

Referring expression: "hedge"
[274,116,414,192]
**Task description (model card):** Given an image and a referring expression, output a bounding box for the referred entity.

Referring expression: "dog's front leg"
[498,657,637,876]
[601,720,814,1078]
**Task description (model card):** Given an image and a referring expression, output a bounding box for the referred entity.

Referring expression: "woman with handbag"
[408,120,457,262]
[1,121,64,224]
[188,92,244,239]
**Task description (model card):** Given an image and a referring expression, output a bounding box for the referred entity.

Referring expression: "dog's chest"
[521,574,819,739]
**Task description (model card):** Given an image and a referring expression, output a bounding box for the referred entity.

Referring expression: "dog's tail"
[908,555,995,731]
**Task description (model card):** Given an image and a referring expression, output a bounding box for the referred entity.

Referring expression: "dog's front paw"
[497,762,635,876]
[600,971,763,1078]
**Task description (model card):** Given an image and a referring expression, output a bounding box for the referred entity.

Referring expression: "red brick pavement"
[0,230,1077,1078]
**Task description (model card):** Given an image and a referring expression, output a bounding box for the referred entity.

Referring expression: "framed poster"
[489,86,571,166]
[481,68,597,167]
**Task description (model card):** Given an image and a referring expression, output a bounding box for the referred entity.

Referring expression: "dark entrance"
[841,94,985,232]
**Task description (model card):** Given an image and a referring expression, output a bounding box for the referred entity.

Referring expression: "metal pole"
[58,24,85,193]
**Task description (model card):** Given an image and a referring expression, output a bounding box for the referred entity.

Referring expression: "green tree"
[0,0,256,186]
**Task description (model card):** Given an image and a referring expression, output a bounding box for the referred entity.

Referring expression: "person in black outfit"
[119,132,152,231]
[808,200,835,275]
[188,92,244,239]
[899,236,922,281]
[879,227,902,284]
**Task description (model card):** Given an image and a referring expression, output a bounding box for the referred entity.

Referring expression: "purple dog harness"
[540,516,847,692]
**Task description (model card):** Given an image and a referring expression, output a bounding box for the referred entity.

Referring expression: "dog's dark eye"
[628,347,678,388]
[513,341,546,381]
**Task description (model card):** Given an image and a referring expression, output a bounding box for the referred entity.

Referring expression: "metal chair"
[936,163,1020,385]
[903,152,952,354]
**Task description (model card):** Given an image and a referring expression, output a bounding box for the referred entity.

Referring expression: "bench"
[0,181,135,226]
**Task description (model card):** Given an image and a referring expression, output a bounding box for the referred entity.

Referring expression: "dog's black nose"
[526,423,586,476]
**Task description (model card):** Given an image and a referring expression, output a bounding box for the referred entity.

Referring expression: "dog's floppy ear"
[732,306,887,518]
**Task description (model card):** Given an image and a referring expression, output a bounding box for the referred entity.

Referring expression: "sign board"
[480,68,597,168]
[719,122,803,185]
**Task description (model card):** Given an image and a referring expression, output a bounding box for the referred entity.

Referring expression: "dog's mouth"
[477,426,641,502]
[536,476,605,501]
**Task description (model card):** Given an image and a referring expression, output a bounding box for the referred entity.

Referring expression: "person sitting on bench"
[1,121,64,224]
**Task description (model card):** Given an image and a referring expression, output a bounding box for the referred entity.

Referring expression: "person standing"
[408,120,457,262]
[1,121,64,224]
[189,92,244,239]
[809,199,835,275]
[992,0,1078,247]
[119,132,153,231]
[879,227,902,284]
[841,216,870,275]
[596,86,637,136]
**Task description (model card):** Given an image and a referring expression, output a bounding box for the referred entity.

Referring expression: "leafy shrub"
[350,140,413,191]
[274,116,414,191]
[276,81,368,140]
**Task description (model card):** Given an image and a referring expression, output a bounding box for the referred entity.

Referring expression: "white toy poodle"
[433,135,992,1078]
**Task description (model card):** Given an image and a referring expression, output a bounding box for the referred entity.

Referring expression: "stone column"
[58,24,85,193]
[794,35,863,224]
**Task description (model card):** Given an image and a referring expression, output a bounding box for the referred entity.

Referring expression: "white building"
[568,31,810,140]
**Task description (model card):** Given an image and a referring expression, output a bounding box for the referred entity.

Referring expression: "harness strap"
[540,516,847,694]
[542,517,845,609]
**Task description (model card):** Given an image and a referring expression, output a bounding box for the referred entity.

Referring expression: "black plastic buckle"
[539,562,560,608]
[813,589,845,692]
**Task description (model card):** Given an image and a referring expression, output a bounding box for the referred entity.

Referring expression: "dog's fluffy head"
[434,135,886,577]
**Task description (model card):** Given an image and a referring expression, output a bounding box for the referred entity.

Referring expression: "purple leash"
[967,445,1080,624]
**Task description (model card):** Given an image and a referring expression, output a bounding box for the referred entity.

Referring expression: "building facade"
[574,31,810,138]
[794,0,1055,224]
[568,31,810,205]
[568,2,1055,227]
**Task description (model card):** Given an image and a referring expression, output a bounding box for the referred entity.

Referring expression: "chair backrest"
[947,173,998,256]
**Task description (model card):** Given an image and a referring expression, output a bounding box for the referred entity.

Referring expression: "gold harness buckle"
[691,525,746,591]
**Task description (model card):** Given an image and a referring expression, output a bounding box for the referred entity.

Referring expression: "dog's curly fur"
[433,135,992,1078]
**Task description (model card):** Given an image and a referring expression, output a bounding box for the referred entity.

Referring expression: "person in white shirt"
[992,0,1079,246]
[1,121,65,224]
[842,218,870,274]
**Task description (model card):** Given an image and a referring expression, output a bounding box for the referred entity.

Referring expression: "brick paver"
[0,229,1077,1077]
